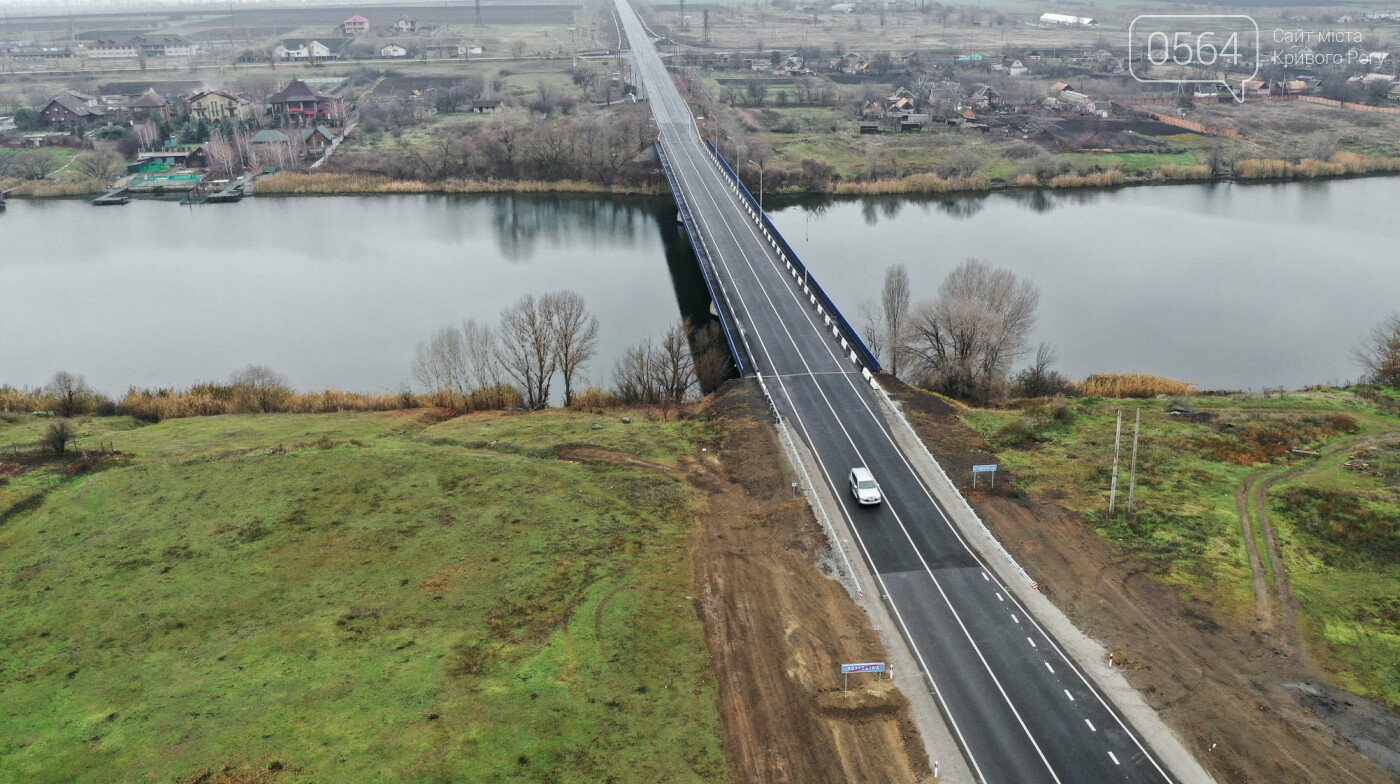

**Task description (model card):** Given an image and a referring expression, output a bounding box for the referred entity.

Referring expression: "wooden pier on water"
[92,187,130,206]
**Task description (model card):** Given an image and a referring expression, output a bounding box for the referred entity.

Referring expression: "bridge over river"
[614,1,1205,782]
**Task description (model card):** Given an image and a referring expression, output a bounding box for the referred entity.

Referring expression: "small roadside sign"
[972,464,998,490]
[840,661,887,698]
[840,662,886,674]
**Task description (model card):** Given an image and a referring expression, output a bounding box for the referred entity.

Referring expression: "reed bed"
[12,178,105,197]
[832,172,991,195]
[1154,165,1213,181]
[255,172,665,196]
[1045,170,1127,188]
[1235,152,1400,180]
[0,386,52,413]
[116,383,524,422]
[1081,372,1195,398]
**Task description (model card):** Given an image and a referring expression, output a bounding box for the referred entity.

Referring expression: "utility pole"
[475,0,482,28]
[1127,408,1141,513]
[679,0,685,32]
[1109,409,1122,513]
[702,9,711,45]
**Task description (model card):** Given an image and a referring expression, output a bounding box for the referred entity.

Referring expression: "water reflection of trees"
[485,195,652,261]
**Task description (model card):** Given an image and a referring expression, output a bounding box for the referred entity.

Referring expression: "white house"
[381,44,407,58]
[1040,12,1097,26]
[275,39,335,61]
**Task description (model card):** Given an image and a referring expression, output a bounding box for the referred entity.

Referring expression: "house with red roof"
[341,15,369,36]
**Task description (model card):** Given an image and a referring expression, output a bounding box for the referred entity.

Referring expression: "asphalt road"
[613,2,1180,781]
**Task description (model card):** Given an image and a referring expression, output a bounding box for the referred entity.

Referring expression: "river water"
[0,195,713,396]
[769,177,1400,391]
[1,178,1395,394]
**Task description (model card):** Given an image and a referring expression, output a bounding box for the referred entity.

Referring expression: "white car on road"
[849,467,882,505]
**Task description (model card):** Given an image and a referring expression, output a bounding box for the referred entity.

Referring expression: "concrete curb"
[871,394,1218,784]
[781,420,974,783]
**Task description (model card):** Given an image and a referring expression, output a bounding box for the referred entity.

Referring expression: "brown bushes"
[116,383,523,423]
[255,172,665,196]
[1081,373,1195,398]
[1154,165,1212,181]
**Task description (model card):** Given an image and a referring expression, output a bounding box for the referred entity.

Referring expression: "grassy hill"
[0,409,727,784]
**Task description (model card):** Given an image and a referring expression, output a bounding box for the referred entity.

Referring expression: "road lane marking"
[1045,662,1054,674]
[1011,614,1020,624]
[982,572,989,581]
[1028,637,1037,648]
[1064,690,1075,702]
[995,593,1004,601]
[1109,751,1120,765]
[1086,719,1097,732]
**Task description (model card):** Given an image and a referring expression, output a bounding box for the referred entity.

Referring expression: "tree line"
[411,289,733,412]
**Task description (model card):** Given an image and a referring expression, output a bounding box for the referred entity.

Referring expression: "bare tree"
[497,295,556,409]
[881,263,911,377]
[461,319,501,390]
[904,258,1040,402]
[1354,311,1400,388]
[70,151,123,183]
[543,290,599,407]
[652,321,697,415]
[859,299,886,367]
[691,321,734,392]
[412,325,473,397]
[46,371,93,417]
[613,340,659,404]
[229,364,293,413]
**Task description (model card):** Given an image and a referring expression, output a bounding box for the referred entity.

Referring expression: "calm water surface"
[0,195,711,395]
[769,177,1400,390]
[2,178,1396,394]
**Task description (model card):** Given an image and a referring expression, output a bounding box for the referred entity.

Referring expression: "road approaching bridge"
[614,2,1190,782]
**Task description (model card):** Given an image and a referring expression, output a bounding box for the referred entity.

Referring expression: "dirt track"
[885,378,1397,784]
[690,383,931,784]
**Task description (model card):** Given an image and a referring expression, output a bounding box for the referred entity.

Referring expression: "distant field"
[0,409,727,783]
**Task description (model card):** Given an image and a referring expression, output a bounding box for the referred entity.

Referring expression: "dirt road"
[885,378,1396,784]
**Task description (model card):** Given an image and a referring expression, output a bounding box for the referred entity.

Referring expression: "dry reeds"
[1014,173,1040,187]
[255,173,665,196]
[832,172,991,195]
[1046,170,1126,188]
[13,178,105,197]
[1081,373,1195,398]
[1154,165,1212,181]
[116,383,524,422]
[1235,152,1400,180]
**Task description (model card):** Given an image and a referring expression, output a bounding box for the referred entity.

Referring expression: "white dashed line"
[1011,614,1020,624]
[1027,637,1037,648]
[982,572,989,581]
[1045,662,1055,674]
[1064,690,1075,702]
[995,593,1004,602]
[1085,719,1097,732]
[1108,751,1120,765]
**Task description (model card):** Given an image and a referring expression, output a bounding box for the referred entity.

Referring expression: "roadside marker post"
[972,464,998,490]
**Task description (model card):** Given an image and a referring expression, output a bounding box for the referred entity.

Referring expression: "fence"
[654,141,749,377]
[702,139,883,373]
[2,440,117,458]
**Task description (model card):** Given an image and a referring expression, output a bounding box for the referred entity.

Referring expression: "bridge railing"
[702,140,882,373]
[654,140,749,377]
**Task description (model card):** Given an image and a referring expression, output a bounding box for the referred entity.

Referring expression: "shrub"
[42,419,76,455]
[1001,140,1046,159]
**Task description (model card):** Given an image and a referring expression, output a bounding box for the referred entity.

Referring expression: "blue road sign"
[840,662,886,674]
[972,464,998,473]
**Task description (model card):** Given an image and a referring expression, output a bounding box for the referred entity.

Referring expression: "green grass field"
[958,389,1400,708]
[0,410,727,783]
